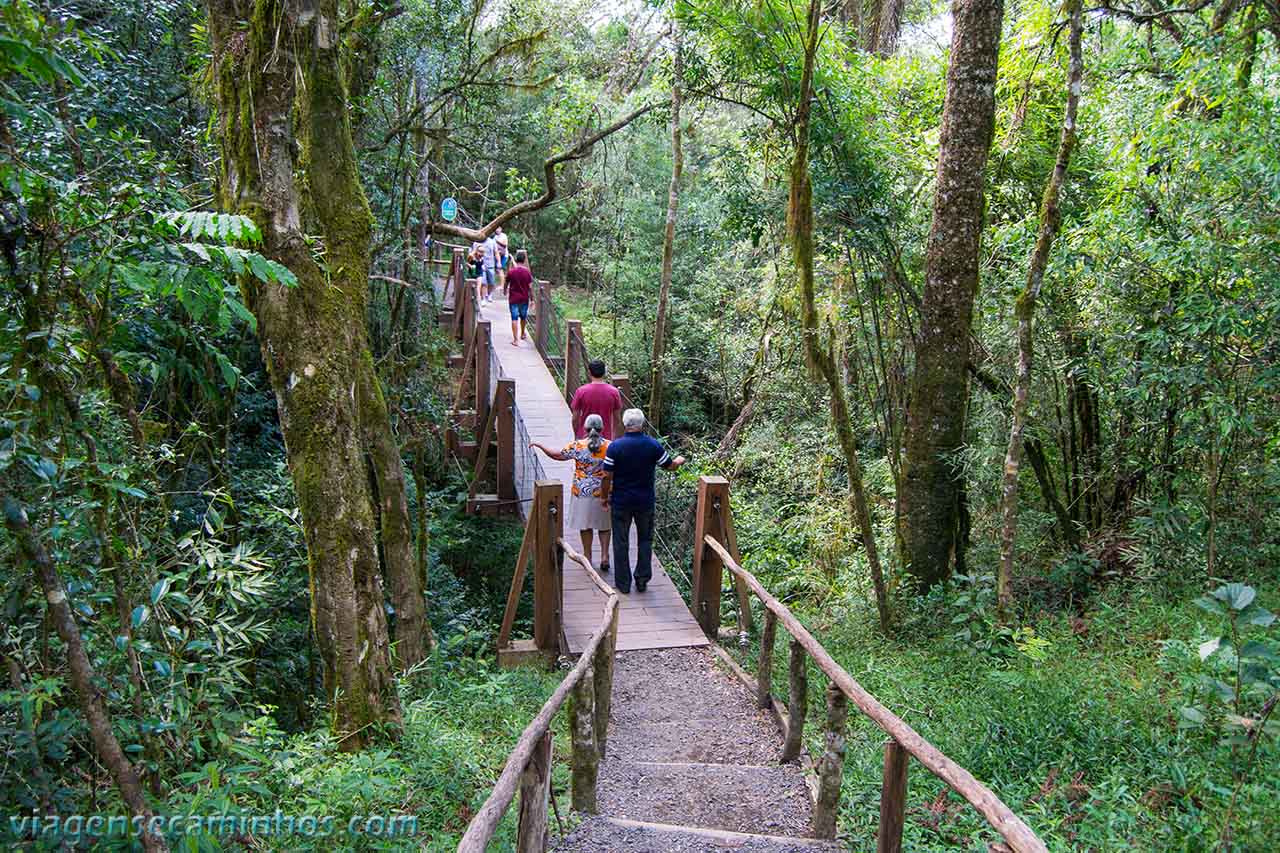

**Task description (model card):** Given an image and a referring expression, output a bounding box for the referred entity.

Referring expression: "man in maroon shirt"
[571,360,623,439]
[505,249,533,346]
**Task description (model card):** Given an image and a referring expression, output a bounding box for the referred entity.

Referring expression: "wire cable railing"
[511,397,546,513]
[488,333,503,406]
[536,284,568,387]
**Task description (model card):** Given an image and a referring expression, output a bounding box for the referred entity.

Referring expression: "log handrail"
[457,574,619,852]
[558,537,616,599]
[702,535,1047,853]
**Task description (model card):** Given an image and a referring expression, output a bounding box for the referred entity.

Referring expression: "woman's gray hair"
[622,408,646,431]
[584,414,605,452]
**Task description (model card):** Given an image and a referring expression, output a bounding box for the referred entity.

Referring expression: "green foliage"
[1179,584,1279,740]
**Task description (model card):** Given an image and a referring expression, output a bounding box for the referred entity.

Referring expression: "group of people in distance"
[467,227,532,348]
[531,361,686,594]
[467,232,686,593]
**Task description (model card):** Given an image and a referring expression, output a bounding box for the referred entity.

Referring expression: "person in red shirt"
[505,249,533,346]
[571,360,623,439]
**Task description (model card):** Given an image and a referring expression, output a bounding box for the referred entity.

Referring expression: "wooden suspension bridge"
[426,245,1046,852]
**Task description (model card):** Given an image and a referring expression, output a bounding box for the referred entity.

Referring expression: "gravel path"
[608,647,785,765]
[555,646,822,851]
[557,817,843,853]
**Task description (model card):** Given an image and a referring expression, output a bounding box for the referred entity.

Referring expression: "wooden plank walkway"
[476,292,708,655]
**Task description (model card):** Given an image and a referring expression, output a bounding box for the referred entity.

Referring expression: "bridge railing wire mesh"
[488,332,503,405]
[535,283,567,387]
[511,398,546,515]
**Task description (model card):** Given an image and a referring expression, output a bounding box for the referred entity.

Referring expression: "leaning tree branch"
[430,101,661,241]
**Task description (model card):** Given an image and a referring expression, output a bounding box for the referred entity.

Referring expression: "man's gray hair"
[622,408,646,430]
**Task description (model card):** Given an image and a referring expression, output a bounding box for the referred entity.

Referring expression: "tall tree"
[873,0,907,55]
[649,27,684,431]
[791,0,892,632]
[898,0,1005,588]
[5,499,169,852]
[996,0,1085,615]
[206,0,403,748]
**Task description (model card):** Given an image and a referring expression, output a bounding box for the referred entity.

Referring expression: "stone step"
[556,817,841,853]
[607,718,781,765]
[596,760,815,838]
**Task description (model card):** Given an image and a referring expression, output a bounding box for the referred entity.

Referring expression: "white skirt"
[569,492,610,532]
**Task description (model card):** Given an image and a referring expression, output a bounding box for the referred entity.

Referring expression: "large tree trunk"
[4,499,169,852]
[791,0,892,632]
[358,354,433,666]
[207,0,401,749]
[648,29,684,432]
[996,0,1083,616]
[873,0,907,55]
[898,0,1005,589]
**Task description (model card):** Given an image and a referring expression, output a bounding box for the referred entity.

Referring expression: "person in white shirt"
[481,234,499,303]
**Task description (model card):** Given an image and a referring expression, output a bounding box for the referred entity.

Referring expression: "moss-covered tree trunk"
[4,499,169,852]
[996,0,1083,616]
[648,28,683,432]
[358,354,433,665]
[207,0,401,748]
[898,0,1005,589]
[791,0,892,632]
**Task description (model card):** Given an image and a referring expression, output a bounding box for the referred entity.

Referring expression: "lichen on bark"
[206,0,403,748]
[898,0,1006,589]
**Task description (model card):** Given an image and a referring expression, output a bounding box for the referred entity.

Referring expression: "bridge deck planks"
[477,294,708,654]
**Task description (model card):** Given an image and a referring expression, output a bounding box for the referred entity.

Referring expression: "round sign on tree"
[441,197,457,222]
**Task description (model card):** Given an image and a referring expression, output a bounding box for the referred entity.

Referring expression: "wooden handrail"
[703,535,1047,853]
[558,537,616,599]
[458,587,619,852]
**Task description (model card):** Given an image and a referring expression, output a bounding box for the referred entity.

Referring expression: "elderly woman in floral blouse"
[530,414,612,574]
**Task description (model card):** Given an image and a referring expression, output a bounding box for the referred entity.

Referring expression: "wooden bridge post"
[570,663,599,813]
[610,374,631,436]
[452,248,466,340]
[515,729,552,853]
[497,378,516,504]
[876,739,909,853]
[592,604,619,759]
[534,281,550,359]
[757,609,777,709]
[781,637,807,763]
[475,321,492,434]
[459,279,475,356]
[565,319,584,403]
[813,682,849,839]
[692,475,730,638]
[532,481,564,659]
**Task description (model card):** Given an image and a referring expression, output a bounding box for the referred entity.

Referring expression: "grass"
[730,579,1279,851]
[243,660,571,852]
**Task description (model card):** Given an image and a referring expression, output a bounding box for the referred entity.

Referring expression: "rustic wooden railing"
[457,491,619,853]
[440,252,524,515]
[690,475,1047,853]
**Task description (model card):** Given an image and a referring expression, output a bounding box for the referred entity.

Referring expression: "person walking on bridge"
[599,408,685,594]
[530,414,612,575]
[495,227,510,292]
[481,232,499,303]
[571,360,623,439]
[505,249,533,346]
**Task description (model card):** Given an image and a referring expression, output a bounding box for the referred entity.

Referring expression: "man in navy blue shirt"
[599,408,686,593]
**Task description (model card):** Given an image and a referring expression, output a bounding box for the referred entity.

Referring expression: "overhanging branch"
[431,101,661,241]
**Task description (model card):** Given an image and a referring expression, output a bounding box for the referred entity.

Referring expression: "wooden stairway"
[555,647,842,853]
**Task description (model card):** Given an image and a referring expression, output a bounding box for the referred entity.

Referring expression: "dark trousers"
[611,505,655,592]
